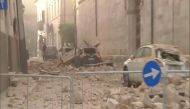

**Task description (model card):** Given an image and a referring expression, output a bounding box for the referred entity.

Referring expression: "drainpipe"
[74,0,78,55]
[74,0,77,48]
[172,0,175,45]
[151,0,154,44]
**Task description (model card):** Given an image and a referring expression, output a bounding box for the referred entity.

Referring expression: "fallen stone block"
[166,85,181,104]
[167,74,183,85]
[118,104,131,109]
[106,98,119,109]
[152,95,163,103]
[110,95,120,102]
[75,92,83,104]
[179,100,187,109]
[131,102,144,109]
[140,93,153,108]
[118,95,133,106]
[153,103,163,109]
[167,103,180,109]
[10,77,19,87]
[7,89,16,97]
[138,83,147,92]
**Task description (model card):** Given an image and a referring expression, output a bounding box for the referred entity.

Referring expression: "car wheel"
[123,66,131,87]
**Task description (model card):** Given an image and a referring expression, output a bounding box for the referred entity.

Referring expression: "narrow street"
[1,59,189,109]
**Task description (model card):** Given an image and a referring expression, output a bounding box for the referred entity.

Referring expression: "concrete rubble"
[1,60,189,109]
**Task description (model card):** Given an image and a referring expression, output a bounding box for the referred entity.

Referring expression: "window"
[51,4,53,19]
[42,11,45,22]
[134,48,143,58]
[49,5,51,20]
[156,49,180,61]
[54,0,56,17]
[134,47,152,58]
[58,0,60,14]
[142,47,152,57]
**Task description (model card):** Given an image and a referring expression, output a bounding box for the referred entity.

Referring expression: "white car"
[123,44,186,87]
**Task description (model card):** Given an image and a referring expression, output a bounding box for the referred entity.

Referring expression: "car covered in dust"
[75,47,103,67]
[44,46,58,60]
[123,44,186,86]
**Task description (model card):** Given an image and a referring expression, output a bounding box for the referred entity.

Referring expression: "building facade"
[76,0,190,56]
[23,0,38,57]
[0,0,27,92]
[77,0,129,56]
[35,0,75,57]
[141,0,190,54]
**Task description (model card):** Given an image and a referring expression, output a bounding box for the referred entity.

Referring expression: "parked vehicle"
[123,44,186,87]
[74,47,103,67]
[44,46,58,60]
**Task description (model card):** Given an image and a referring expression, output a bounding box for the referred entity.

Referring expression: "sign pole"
[162,68,167,109]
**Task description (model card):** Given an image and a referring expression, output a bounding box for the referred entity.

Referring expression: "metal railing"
[0,70,189,109]
[0,73,75,109]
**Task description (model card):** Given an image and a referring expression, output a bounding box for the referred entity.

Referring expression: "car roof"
[141,44,180,52]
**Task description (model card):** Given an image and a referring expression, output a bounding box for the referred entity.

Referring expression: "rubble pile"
[102,79,190,109]
[4,77,37,109]
[3,60,190,109]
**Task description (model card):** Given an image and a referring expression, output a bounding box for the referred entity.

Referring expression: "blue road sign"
[143,60,162,87]
[0,0,8,10]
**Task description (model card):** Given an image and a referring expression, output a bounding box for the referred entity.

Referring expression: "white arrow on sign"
[144,68,160,79]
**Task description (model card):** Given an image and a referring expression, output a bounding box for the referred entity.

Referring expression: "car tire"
[123,66,131,87]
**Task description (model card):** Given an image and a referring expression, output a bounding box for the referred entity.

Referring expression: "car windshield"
[46,47,57,54]
[84,48,96,54]
[157,49,180,61]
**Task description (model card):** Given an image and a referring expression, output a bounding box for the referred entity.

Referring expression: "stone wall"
[0,0,26,92]
[77,0,129,56]
[77,0,190,56]
[98,0,128,55]
[77,0,97,47]
[141,0,190,55]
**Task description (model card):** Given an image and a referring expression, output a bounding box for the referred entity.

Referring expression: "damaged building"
[0,0,28,92]
[76,0,190,57]
[35,0,75,57]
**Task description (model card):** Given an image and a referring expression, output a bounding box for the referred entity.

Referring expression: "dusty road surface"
[1,60,190,109]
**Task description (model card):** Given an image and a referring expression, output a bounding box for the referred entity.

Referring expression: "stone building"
[76,0,190,56]
[141,0,190,54]
[23,0,37,57]
[77,0,129,56]
[0,0,27,92]
[35,0,75,56]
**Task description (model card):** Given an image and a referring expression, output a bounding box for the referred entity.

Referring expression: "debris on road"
[57,41,113,67]
[2,58,189,109]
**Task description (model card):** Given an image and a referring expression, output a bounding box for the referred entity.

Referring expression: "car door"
[128,47,153,81]
[127,48,144,81]
[128,48,143,71]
